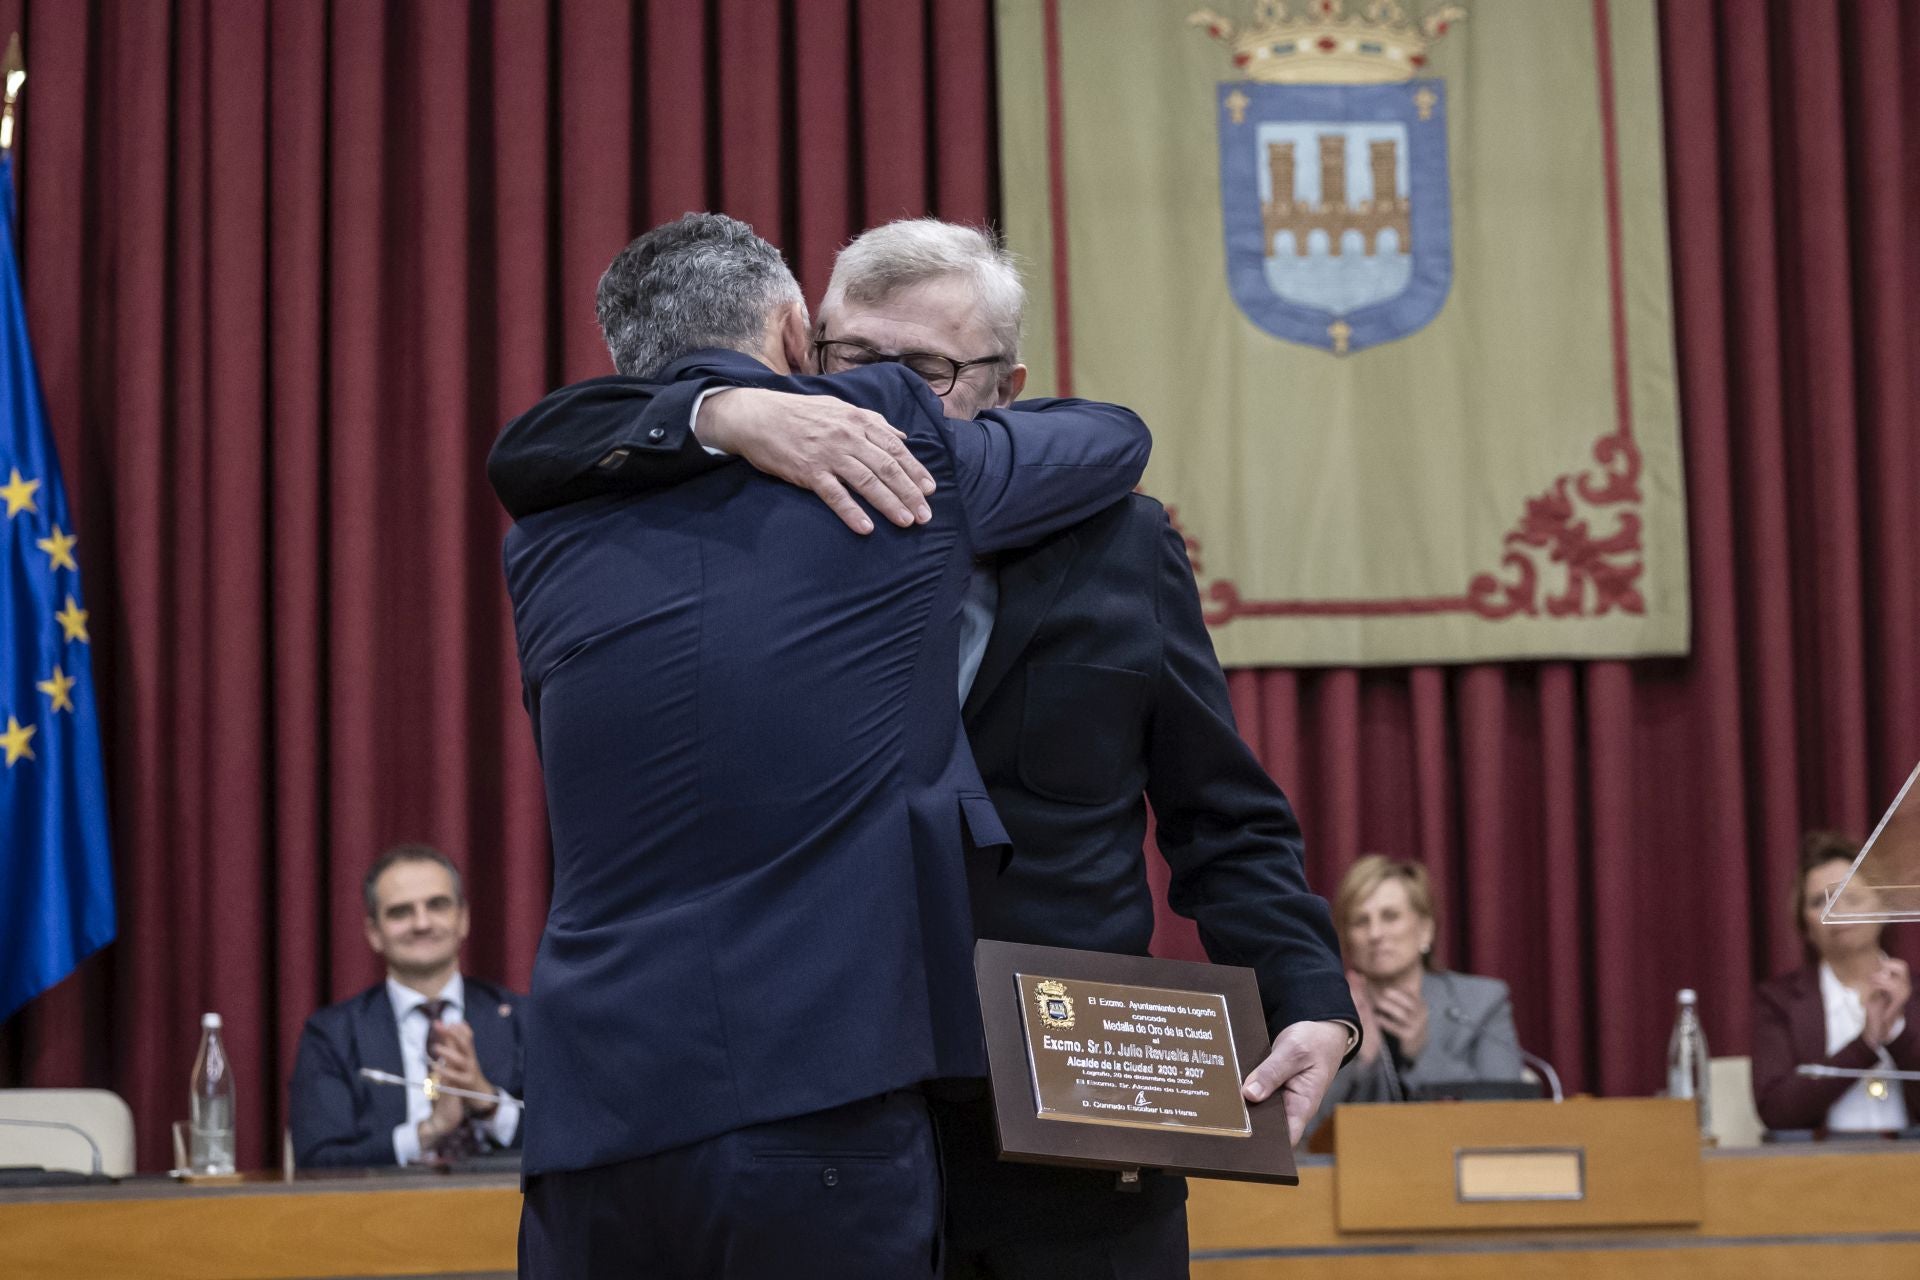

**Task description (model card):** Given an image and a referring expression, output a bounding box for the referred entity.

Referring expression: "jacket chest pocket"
[1018,663,1149,805]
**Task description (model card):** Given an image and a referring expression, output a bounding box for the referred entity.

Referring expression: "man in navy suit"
[490,219,1357,1278]
[288,844,525,1168]
[501,213,1149,1278]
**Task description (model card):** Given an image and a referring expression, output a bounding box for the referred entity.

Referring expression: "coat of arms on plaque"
[1190,1,1465,354]
[1035,979,1076,1029]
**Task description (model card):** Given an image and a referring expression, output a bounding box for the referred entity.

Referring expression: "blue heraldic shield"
[1217,80,1453,354]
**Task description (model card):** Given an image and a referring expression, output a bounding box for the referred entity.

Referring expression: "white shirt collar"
[385,972,465,1024]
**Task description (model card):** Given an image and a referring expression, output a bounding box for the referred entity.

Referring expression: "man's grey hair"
[824,219,1026,360]
[596,213,805,378]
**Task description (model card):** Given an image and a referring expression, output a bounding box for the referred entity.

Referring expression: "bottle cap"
[202,1012,222,1029]
[1677,989,1697,1005]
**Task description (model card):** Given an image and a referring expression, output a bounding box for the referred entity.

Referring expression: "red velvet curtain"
[0,0,994,1173]
[3,0,1917,1174]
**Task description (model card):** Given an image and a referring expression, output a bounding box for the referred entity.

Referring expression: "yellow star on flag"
[1,467,38,517]
[37,666,76,714]
[56,595,91,643]
[0,715,35,766]
[36,523,78,572]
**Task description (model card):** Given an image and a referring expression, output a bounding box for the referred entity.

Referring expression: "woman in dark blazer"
[1751,832,1920,1133]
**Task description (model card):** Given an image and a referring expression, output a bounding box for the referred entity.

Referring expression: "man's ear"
[778,302,812,374]
[994,363,1028,408]
[363,916,385,958]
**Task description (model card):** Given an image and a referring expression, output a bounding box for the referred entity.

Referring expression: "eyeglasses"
[813,336,1009,396]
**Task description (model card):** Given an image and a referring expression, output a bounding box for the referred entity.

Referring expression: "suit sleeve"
[1143,514,1358,1044]
[1888,1005,1920,1070]
[1750,976,1870,1131]
[1400,981,1521,1086]
[1470,987,1525,1080]
[487,376,729,518]
[482,989,528,1150]
[944,395,1151,554]
[289,1017,396,1169]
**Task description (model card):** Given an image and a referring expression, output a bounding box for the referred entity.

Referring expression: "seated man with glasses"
[489,219,1354,1280]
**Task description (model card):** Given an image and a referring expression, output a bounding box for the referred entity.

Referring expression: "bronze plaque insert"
[1017,973,1251,1137]
[976,940,1297,1185]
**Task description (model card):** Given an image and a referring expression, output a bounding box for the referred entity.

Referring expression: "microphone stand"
[0,1116,107,1177]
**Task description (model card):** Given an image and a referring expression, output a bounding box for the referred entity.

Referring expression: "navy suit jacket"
[499,350,1148,1174]
[958,495,1354,1040]
[288,978,525,1168]
[488,383,1358,1057]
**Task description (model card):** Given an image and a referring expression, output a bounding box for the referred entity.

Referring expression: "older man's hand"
[697,387,937,535]
[1241,1020,1351,1146]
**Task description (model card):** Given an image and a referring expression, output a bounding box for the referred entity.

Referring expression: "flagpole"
[1,33,23,156]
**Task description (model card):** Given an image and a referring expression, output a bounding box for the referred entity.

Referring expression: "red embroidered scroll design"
[1465,429,1645,620]
[1164,424,1647,625]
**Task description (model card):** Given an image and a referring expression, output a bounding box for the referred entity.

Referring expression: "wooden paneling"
[4,1145,1917,1279]
[1333,1098,1704,1230]
[0,1177,520,1280]
[1194,1244,1920,1280]
[1190,1144,1920,1279]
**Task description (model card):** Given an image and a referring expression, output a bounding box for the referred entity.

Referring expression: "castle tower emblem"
[1190,1,1465,354]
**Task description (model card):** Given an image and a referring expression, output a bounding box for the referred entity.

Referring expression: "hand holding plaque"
[975,941,1298,1185]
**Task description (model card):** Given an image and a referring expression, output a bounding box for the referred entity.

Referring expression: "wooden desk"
[4,1145,1917,1278]
[1189,1143,1920,1278]
[0,1172,521,1279]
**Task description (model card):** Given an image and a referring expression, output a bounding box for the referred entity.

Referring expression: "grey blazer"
[1305,970,1524,1141]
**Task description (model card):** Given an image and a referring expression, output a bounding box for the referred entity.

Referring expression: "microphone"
[1444,1005,1564,1103]
[357,1066,523,1109]
[0,1115,110,1178]
[1796,1064,1920,1083]
[1370,1030,1408,1103]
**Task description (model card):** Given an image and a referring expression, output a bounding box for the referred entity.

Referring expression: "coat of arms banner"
[997,0,1689,666]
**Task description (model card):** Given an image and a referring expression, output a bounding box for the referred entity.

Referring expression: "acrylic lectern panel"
[1824,761,1920,924]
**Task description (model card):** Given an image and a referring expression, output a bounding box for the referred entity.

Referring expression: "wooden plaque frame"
[974,940,1297,1185]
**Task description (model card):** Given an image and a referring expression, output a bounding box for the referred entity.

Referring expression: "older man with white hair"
[490,218,1357,1280]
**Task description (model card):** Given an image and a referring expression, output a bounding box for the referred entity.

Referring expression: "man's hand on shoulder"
[1242,1020,1352,1146]
[697,387,936,535]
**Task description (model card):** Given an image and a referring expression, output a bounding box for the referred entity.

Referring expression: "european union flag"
[0,152,114,1023]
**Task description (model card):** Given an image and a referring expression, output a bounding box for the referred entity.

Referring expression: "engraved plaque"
[976,940,1297,1185]
[1016,973,1252,1137]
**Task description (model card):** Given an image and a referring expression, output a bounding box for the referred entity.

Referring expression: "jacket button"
[822,1167,839,1188]
[648,427,666,441]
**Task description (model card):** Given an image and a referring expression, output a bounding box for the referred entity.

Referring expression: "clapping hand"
[429,1019,499,1118]
[1863,957,1911,1049]
[1370,984,1430,1061]
[416,1081,467,1158]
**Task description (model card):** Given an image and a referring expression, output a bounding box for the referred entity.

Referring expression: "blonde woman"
[1306,855,1523,1140]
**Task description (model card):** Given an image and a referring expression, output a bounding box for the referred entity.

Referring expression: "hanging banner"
[998,0,1688,666]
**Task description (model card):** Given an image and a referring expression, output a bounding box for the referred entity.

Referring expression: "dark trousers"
[933,1093,1190,1280]
[519,1090,940,1279]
